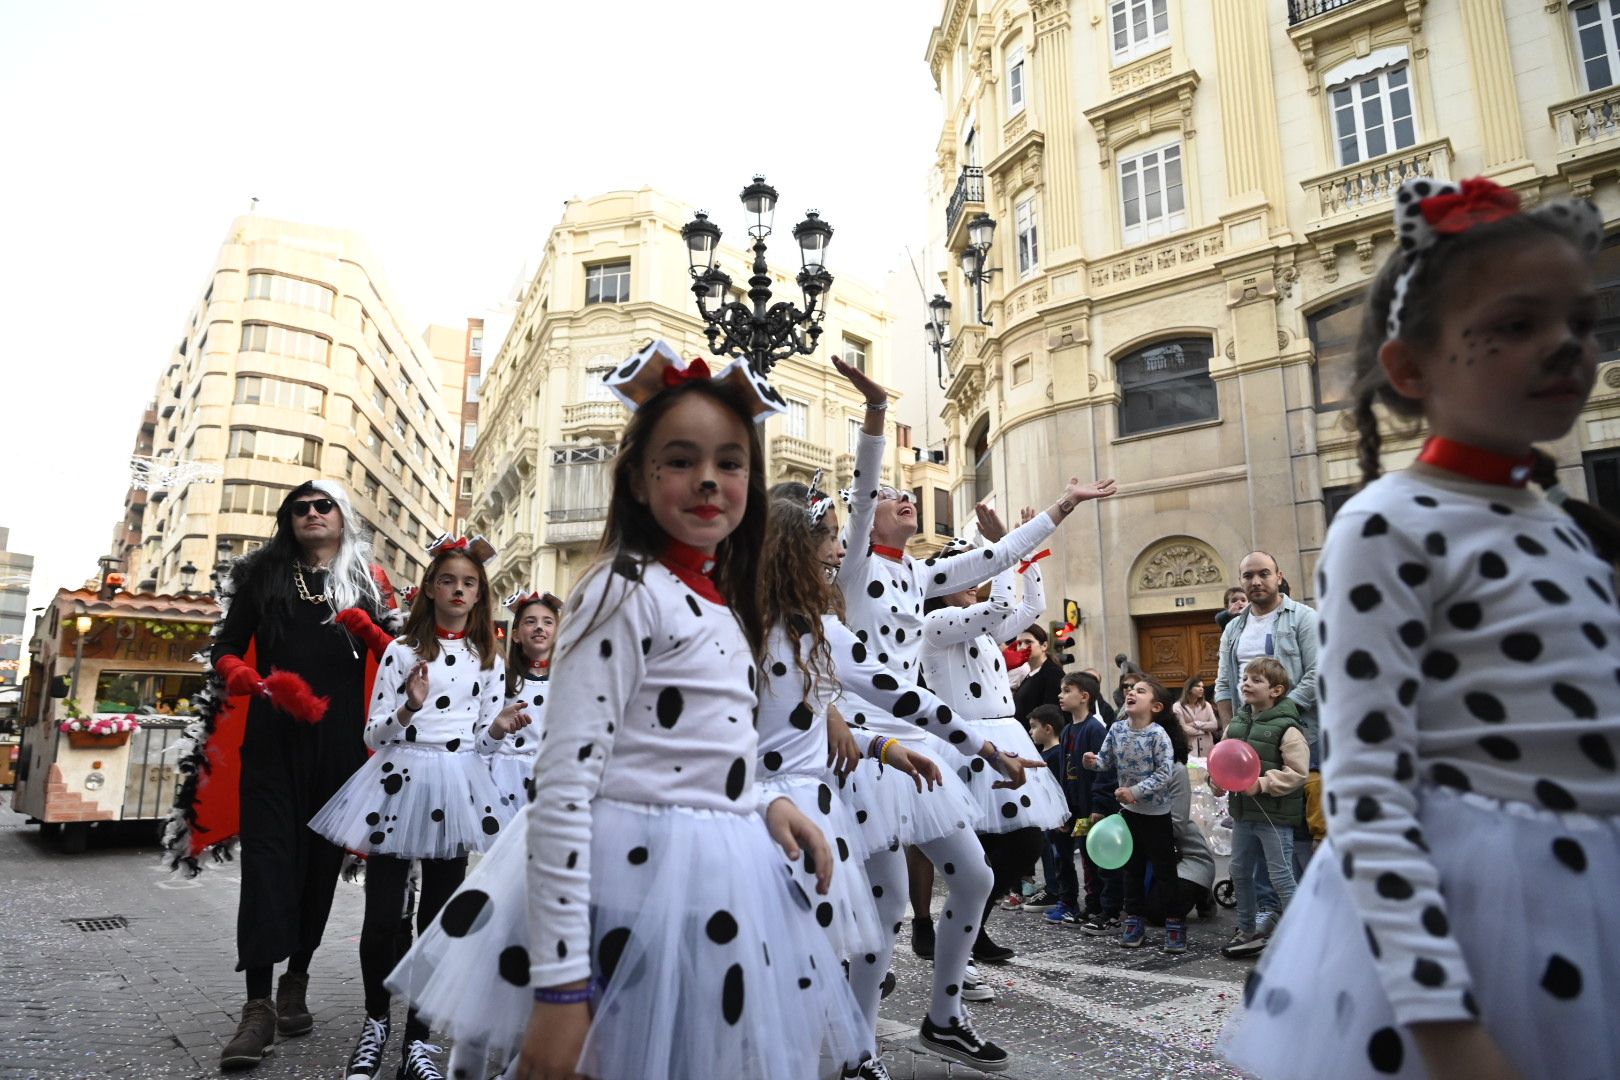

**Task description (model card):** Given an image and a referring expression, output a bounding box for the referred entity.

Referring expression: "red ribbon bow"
[1018,549,1052,574]
[434,537,469,552]
[1420,178,1521,236]
[662,357,712,387]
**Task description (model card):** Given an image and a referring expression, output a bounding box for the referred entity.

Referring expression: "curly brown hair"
[759,495,845,704]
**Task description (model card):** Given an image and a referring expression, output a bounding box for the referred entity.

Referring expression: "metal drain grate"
[65,916,129,932]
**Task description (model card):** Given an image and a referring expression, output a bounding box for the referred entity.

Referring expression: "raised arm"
[992,560,1045,643]
[922,567,1016,646]
[922,476,1115,598]
[833,357,890,593]
[526,566,644,989]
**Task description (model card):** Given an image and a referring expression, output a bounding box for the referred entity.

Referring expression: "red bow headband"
[662,356,712,387]
[602,339,786,422]
[425,533,497,565]
[505,589,563,616]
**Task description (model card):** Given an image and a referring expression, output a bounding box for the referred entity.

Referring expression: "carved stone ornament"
[1138,542,1224,591]
[1604,364,1620,389]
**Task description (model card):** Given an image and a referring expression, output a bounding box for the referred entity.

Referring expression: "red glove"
[215,654,265,697]
[1002,643,1031,671]
[262,669,330,724]
[335,607,395,660]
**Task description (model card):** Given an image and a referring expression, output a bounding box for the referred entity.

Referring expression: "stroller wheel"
[1213,878,1237,908]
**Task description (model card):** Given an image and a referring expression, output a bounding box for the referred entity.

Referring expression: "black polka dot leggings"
[360,854,468,1040]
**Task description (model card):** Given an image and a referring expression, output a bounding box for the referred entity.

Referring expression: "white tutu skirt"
[388,798,873,1079]
[759,773,885,960]
[943,717,1068,834]
[1221,786,1620,1080]
[486,750,537,821]
[835,744,979,852]
[308,744,506,859]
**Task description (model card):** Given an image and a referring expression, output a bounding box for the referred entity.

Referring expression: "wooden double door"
[1135,612,1222,692]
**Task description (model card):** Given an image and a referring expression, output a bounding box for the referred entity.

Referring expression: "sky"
[0,0,946,638]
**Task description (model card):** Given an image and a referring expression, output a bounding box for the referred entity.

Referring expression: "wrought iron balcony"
[945,166,985,239]
[1287,0,1361,24]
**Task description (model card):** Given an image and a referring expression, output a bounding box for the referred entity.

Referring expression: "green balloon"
[1086,813,1134,870]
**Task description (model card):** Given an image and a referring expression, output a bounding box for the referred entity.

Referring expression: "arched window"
[970,418,993,504]
[1116,337,1218,436]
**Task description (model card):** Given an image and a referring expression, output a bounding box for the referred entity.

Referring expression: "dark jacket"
[1014,658,1065,721]
[1061,713,1116,818]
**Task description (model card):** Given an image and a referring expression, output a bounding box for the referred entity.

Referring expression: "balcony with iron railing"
[1287,0,1361,23]
[945,166,985,247]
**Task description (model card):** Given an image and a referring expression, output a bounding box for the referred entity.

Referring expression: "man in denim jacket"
[1213,551,1321,895]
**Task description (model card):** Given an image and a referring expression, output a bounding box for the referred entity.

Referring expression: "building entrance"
[1134,611,1222,690]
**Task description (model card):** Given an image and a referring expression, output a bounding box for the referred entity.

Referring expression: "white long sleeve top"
[481,670,548,758]
[919,563,1045,722]
[367,637,505,753]
[1316,467,1620,1026]
[757,614,979,781]
[525,556,761,987]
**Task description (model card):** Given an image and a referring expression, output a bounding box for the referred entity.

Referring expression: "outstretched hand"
[765,797,835,895]
[975,501,1007,542]
[1064,477,1118,505]
[833,356,888,408]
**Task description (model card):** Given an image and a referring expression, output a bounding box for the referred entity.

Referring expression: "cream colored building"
[925,0,1620,685]
[110,215,461,594]
[467,188,931,600]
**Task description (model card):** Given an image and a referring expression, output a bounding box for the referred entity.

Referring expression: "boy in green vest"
[1216,657,1309,960]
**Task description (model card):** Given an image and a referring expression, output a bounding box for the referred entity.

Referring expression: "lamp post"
[70,601,91,706]
[924,293,954,389]
[178,561,198,597]
[959,212,999,326]
[209,538,233,595]
[681,176,834,375]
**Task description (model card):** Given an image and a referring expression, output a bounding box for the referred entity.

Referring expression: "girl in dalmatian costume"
[481,590,561,818]
[311,535,521,1080]
[387,342,871,1080]
[1221,177,1620,1080]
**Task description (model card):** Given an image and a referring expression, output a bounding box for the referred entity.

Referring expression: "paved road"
[0,804,1251,1079]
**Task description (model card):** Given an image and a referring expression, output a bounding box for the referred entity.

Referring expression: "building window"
[1593,233,1620,362]
[460,473,474,499]
[362,471,380,500]
[393,413,409,439]
[786,398,810,439]
[219,482,289,515]
[1585,448,1620,517]
[227,428,320,467]
[847,418,862,454]
[234,375,324,414]
[1007,45,1026,115]
[1307,296,1363,411]
[1015,196,1040,278]
[1323,484,1356,527]
[1119,143,1186,245]
[970,420,993,505]
[1116,337,1219,437]
[366,425,383,455]
[245,271,335,314]
[469,330,484,358]
[934,487,954,536]
[239,322,329,365]
[466,374,480,403]
[842,334,869,374]
[1111,0,1169,64]
[1330,61,1416,166]
[585,261,631,305]
[1574,0,1620,90]
[585,365,618,402]
[1011,357,1033,386]
[463,422,478,450]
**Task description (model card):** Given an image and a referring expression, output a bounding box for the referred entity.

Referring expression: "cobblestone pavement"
[0,803,1251,1079]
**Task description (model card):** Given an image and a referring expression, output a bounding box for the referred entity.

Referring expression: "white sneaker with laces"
[961,960,996,1002]
[398,1039,445,1080]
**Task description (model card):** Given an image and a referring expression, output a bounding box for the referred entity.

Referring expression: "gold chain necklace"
[293,567,328,604]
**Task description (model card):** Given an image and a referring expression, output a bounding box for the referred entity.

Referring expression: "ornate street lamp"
[682,176,835,375]
[178,561,198,596]
[924,293,954,389]
[960,212,999,326]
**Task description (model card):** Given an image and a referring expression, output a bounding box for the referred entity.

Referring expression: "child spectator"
[1215,657,1307,959]
[1063,671,1120,934]
[1027,705,1078,922]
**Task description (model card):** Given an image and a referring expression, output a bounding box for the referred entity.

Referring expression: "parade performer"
[920,530,1070,958]
[386,342,871,1080]
[311,534,516,1080]
[1221,177,1620,1080]
[483,589,559,814]
[160,482,398,1072]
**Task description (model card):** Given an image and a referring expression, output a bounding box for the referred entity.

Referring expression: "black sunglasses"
[290,498,336,517]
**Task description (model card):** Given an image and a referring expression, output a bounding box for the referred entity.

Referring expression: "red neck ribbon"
[530,657,550,672]
[871,543,907,563]
[660,540,724,605]
[435,626,467,640]
[1019,549,1052,574]
[1416,436,1536,488]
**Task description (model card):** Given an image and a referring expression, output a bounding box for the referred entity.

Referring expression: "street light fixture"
[681,175,835,375]
[959,212,999,326]
[923,293,954,389]
[178,561,198,596]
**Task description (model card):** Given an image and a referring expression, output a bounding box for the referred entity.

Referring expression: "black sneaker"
[911,916,935,960]
[1079,912,1121,937]
[344,1016,390,1080]
[1022,887,1059,912]
[971,932,1015,964]
[841,1057,895,1080]
[396,1039,445,1080]
[919,1012,1009,1072]
[879,969,897,999]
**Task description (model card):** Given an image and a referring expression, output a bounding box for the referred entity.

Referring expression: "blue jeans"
[1040,830,1080,908]
[1253,820,1312,910]
[1231,820,1296,933]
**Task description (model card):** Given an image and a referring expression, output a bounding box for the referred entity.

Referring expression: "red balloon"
[1209,739,1262,792]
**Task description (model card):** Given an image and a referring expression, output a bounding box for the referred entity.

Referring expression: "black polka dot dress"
[309,637,507,859]
[919,563,1069,833]
[1222,469,1620,1079]
[386,558,872,1079]
[481,671,546,821]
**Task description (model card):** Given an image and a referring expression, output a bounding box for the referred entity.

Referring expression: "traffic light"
[100,572,126,601]
[1049,620,1077,667]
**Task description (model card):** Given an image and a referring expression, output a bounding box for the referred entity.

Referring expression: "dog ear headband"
[602,339,787,422]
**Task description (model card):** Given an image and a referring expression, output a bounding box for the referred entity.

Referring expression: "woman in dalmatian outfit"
[388,342,870,1080]
[1221,178,1620,1080]
[310,535,519,1080]
[481,590,561,818]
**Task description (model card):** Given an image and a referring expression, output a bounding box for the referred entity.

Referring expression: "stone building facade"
[924,0,1620,685]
